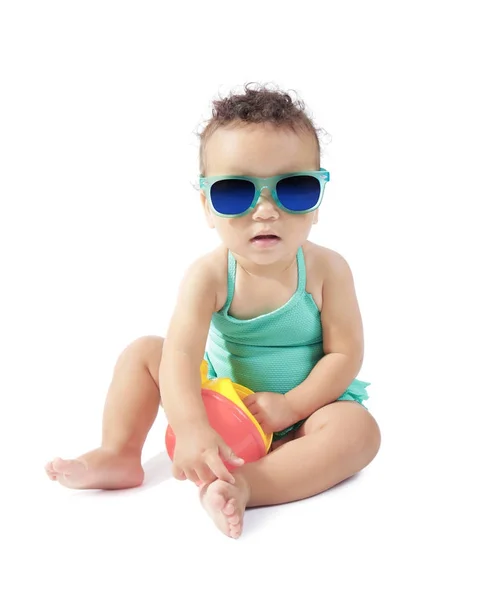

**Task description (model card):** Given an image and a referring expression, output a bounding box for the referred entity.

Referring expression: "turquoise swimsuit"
[204,246,370,441]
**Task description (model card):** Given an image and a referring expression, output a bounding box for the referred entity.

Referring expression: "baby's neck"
[233,251,297,280]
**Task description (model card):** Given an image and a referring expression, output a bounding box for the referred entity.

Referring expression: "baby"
[45,84,381,539]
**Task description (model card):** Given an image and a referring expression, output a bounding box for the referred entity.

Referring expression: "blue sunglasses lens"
[210,179,255,216]
[276,175,321,211]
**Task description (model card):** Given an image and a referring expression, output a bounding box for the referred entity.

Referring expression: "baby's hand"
[172,424,244,486]
[243,392,299,434]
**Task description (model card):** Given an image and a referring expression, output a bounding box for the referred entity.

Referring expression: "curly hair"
[198,83,324,175]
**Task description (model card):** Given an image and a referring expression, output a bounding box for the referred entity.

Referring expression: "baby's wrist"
[171,412,210,436]
[283,390,304,422]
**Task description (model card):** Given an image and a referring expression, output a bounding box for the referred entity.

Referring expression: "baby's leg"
[201,401,380,538]
[244,401,380,504]
[45,336,164,489]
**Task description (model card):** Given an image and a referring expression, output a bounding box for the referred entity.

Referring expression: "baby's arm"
[160,253,244,484]
[285,250,364,419]
[159,254,219,433]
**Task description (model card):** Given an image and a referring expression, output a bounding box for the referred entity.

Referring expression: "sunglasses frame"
[199,168,330,218]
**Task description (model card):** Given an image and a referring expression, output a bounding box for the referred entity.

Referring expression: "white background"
[1,1,491,598]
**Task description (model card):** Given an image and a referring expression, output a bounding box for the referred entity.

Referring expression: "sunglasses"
[199,169,330,218]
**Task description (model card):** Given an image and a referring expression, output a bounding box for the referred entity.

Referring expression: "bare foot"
[44,447,144,490]
[200,474,251,539]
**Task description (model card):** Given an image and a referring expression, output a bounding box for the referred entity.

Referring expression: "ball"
[165,388,268,468]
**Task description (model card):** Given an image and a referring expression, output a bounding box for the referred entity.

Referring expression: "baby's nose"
[252,192,279,218]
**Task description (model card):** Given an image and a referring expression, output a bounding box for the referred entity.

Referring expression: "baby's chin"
[236,242,302,267]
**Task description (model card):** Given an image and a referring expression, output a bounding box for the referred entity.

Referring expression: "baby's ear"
[200,191,215,229]
[312,208,319,225]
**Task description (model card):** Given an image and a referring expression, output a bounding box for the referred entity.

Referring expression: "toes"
[52,458,83,476]
[223,499,236,516]
[228,513,241,526]
[229,524,242,539]
[51,458,69,474]
[45,461,58,480]
[210,493,227,512]
[223,499,242,535]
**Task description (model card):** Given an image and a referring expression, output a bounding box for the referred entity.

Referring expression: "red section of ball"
[165,388,266,468]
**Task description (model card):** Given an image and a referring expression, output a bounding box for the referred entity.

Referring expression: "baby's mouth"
[250,234,281,246]
[251,234,280,241]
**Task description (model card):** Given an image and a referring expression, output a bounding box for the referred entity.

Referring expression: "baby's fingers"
[244,398,260,417]
[172,464,187,480]
[206,453,235,484]
[184,468,202,486]
[195,465,216,486]
[242,394,257,409]
[255,415,273,434]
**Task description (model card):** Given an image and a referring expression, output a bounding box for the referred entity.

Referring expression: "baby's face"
[200,123,320,266]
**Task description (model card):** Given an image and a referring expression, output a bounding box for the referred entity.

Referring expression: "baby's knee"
[117,335,164,370]
[360,410,381,460]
